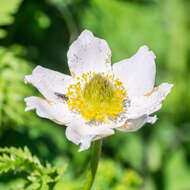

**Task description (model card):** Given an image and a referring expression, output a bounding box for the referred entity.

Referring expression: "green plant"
[0,146,65,190]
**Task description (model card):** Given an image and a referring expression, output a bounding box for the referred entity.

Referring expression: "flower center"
[66,72,127,122]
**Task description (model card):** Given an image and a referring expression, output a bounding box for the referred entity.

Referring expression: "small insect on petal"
[54,92,69,101]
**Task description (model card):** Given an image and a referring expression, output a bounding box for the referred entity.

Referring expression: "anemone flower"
[24,30,173,189]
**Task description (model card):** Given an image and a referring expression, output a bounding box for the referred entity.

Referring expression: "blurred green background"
[0,0,190,189]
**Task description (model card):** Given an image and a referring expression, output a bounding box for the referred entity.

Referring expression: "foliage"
[93,160,142,190]
[0,46,32,127]
[0,0,22,38]
[54,159,143,190]
[0,146,64,190]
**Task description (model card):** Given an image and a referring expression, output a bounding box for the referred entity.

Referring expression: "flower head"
[24,30,173,151]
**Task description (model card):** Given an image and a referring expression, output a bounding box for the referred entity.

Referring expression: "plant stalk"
[82,139,102,190]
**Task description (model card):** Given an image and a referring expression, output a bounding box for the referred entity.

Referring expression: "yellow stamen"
[66,72,127,122]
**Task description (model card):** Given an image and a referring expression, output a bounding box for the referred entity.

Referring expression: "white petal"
[24,66,73,102]
[65,127,81,145]
[78,137,95,152]
[112,45,156,97]
[24,96,73,124]
[67,30,112,77]
[117,115,157,132]
[65,116,114,151]
[66,127,94,152]
[126,83,173,119]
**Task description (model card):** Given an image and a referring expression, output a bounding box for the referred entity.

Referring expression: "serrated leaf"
[0,146,65,190]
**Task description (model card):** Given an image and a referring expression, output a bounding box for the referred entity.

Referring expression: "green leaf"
[0,146,65,190]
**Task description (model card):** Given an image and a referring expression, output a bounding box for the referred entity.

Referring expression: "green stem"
[82,139,102,190]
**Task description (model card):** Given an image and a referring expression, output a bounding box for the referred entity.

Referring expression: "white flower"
[24,30,173,152]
